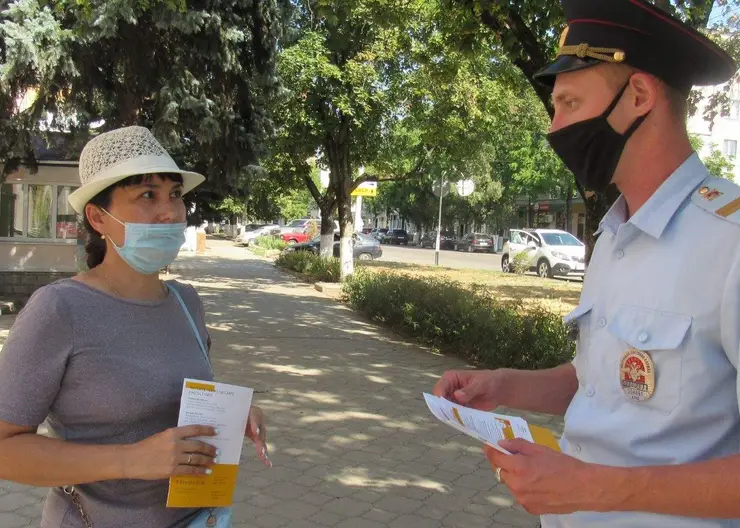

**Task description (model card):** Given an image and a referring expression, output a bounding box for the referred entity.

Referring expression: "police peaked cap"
[535,0,738,93]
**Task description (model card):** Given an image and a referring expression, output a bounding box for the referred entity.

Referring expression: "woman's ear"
[628,73,658,118]
[86,203,107,237]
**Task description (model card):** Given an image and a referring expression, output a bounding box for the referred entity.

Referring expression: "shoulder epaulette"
[691,176,740,225]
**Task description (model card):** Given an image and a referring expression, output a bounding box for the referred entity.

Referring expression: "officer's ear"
[626,72,658,119]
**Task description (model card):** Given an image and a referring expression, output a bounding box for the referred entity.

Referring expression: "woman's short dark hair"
[84,173,184,269]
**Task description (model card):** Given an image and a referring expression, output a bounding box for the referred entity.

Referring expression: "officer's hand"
[433,369,506,411]
[485,439,596,515]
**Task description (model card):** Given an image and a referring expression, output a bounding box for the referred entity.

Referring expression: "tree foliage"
[439,0,739,259]
[0,0,289,202]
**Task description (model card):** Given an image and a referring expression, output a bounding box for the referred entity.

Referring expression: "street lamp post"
[435,184,444,266]
[432,179,450,266]
[431,177,475,266]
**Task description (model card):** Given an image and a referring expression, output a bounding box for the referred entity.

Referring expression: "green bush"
[511,252,531,275]
[342,271,574,370]
[255,235,288,251]
[276,251,341,283]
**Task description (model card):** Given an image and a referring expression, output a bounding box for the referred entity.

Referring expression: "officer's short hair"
[597,63,687,124]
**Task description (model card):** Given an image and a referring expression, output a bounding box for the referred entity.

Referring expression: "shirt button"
[617,250,625,259]
[586,387,595,397]
[638,332,649,343]
[598,317,607,327]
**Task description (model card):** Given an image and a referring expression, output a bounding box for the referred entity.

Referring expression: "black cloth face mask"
[547,80,649,193]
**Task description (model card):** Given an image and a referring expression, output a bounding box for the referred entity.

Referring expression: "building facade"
[0,162,81,298]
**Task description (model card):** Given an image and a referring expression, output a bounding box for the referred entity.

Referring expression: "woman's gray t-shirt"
[0,279,215,528]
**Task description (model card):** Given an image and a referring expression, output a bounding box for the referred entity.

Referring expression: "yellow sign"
[351,181,377,197]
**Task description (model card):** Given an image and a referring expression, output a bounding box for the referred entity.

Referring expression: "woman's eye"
[141,191,154,199]
[172,189,183,199]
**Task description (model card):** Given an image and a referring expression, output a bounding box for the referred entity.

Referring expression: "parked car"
[280,218,319,235]
[370,228,389,242]
[386,229,409,246]
[236,224,281,246]
[239,223,263,234]
[454,233,495,253]
[501,228,586,278]
[281,229,315,245]
[419,230,456,250]
[284,232,383,261]
[280,218,340,234]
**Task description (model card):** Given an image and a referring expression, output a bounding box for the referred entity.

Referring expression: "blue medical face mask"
[101,209,186,275]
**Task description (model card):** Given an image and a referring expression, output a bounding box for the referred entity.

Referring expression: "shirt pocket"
[564,301,594,384]
[607,305,692,414]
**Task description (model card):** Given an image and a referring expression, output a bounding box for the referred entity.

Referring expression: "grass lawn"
[358,261,582,316]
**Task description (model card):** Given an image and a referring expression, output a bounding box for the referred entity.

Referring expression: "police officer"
[433,0,740,526]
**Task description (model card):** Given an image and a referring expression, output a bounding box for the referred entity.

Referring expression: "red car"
[281,230,314,245]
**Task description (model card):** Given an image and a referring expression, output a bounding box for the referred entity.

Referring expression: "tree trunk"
[328,144,354,281]
[565,181,573,234]
[302,170,336,257]
[318,204,335,258]
[583,185,620,263]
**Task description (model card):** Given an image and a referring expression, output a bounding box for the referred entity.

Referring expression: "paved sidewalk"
[0,239,564,527]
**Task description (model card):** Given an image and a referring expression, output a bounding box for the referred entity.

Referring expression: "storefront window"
[0,182,78,241]
[27,184,54,239]
[56,186,78,239]
[0,184,24,237]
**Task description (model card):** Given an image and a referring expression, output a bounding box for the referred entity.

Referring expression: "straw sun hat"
[68,126,205,214]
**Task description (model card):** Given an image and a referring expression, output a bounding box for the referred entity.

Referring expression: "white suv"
[501,228,586,278]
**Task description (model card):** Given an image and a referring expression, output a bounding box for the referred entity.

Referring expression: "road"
[378,244,503,271]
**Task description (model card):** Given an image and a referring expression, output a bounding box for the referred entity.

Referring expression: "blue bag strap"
[166,283,211,368]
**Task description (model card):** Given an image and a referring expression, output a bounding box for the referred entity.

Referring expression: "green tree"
[704,147,736,180]
[276,0,501,278]
[275,169,320,221]
[0,0,289,201]
[690,134,737,180]
[215,196,246,226]
[440,0,739,261]
[371,80,567,237]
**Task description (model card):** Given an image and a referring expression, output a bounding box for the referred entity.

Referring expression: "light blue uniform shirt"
[543,153,740,528]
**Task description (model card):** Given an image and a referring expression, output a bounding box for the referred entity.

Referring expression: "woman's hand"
[246,406,271,467]
[122,425,219,480]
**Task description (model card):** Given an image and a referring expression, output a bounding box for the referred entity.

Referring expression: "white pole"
[435,181,444,266]
[354,195,363,232]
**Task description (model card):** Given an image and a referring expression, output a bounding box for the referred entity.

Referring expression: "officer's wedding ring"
[495,467,502,483]
[187,454,193,465]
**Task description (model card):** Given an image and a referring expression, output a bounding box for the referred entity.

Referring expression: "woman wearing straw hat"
[0,126,270,527]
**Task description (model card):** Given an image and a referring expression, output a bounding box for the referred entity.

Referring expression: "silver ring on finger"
[187,454,193,465]
[495,467,502,483]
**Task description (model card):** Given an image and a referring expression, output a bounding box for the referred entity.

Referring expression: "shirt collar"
[597,153,708,239]
[596,195,628,236]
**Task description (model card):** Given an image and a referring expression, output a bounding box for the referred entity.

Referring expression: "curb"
[247,247,281,260]
[314,282,343,294]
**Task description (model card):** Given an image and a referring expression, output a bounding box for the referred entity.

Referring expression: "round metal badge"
[619,348,655,402]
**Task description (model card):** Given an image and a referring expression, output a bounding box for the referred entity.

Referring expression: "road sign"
[432,179,451,198]
[456,179,475,197]
[352,181,377,197]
